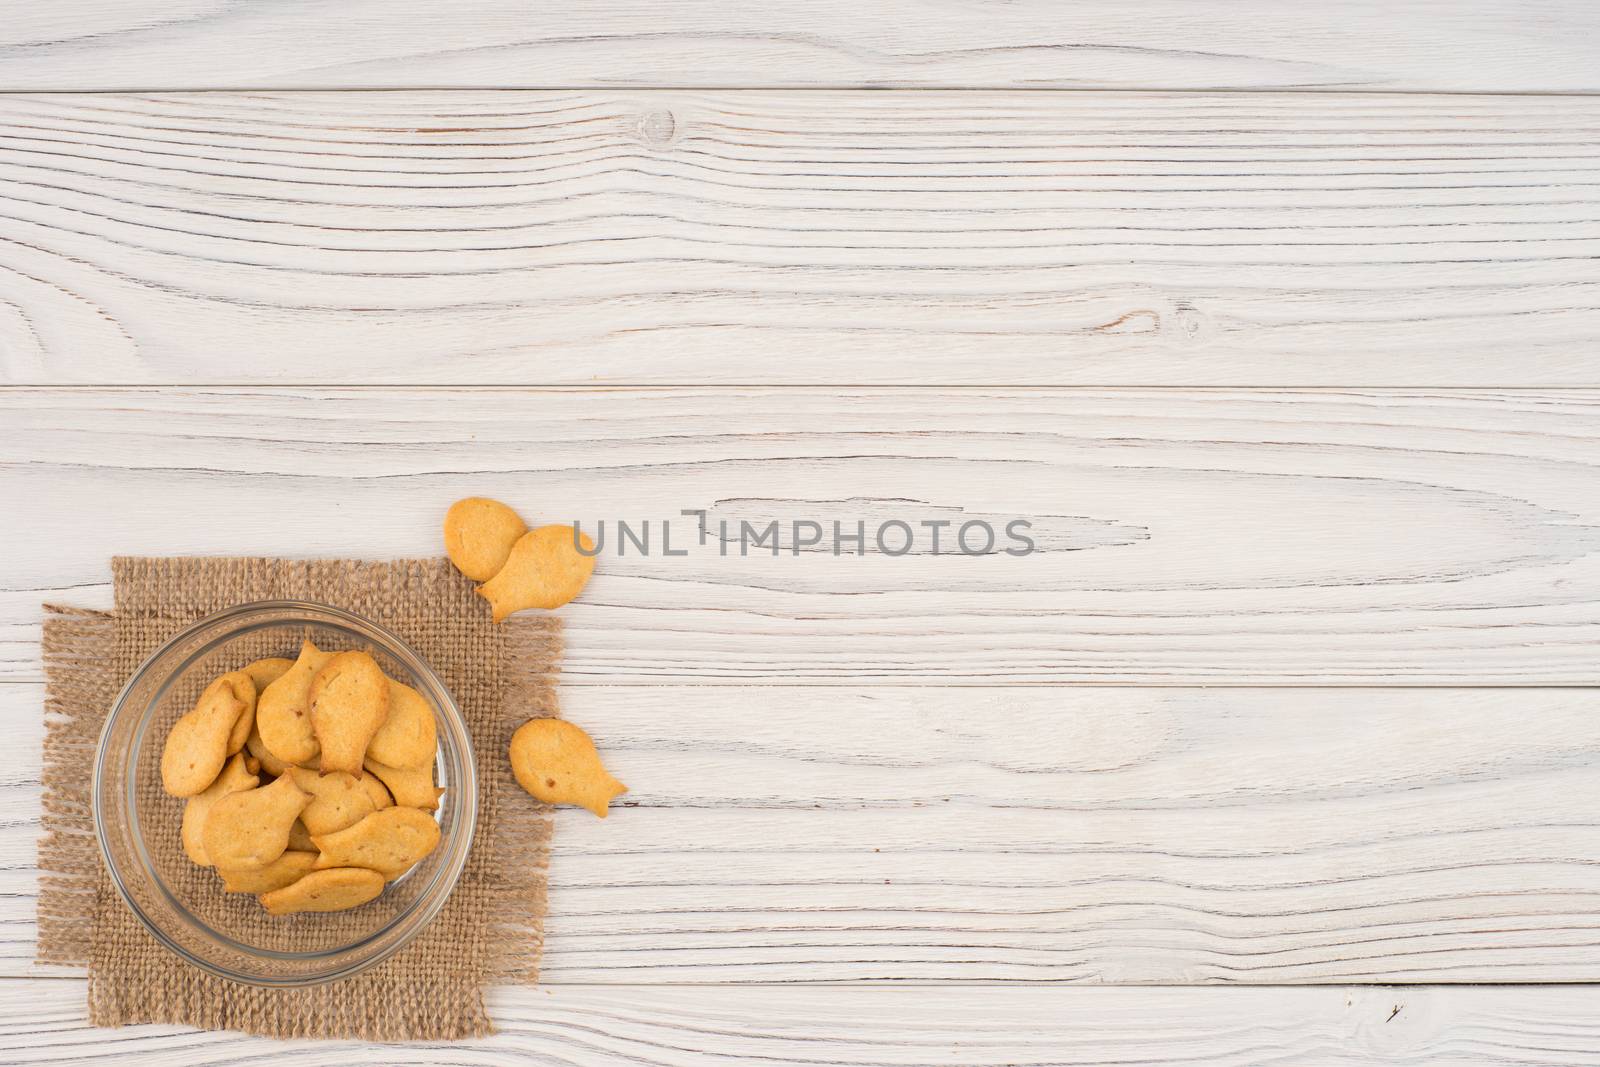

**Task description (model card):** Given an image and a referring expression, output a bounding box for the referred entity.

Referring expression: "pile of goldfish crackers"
[153,496,626,917]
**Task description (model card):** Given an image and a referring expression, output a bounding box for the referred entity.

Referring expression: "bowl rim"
[92,598,477,987]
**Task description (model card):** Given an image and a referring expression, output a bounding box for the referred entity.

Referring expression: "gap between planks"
[12,974,1600,988]
[8,87,1600,97]
[9,384,1600,392]
[9,684,1600,694]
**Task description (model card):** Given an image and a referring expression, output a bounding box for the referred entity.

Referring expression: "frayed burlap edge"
[36,562,561,1040]
[38,605,115,967]
[484,615,562,984]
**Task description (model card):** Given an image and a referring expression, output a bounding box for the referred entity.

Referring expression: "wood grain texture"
[5,979,1600,1065]
[6,387,1600,684]
[9,682,1600,983]
[2,91,1599,386]
[1,2,1597,92]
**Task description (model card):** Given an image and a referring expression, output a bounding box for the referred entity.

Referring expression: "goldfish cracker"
[201,772,311,871]
[308,650,390,776]
[365,679,437,770]
[444,497,529,582]
[257,640,334,765]
[218,851,318,894]
[161,674,249,797]
[312,807,441,880]
[230,659,290,755]
[364,757,443,811]
[181,752,259,865]
[242,657,293,693]
[476,525,596,621]
[214,671,259,757]
[508,718,626,818]
[261,868,385,915]
[288,767,376,836]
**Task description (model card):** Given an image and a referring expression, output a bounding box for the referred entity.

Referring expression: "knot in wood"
[635,109,677,147]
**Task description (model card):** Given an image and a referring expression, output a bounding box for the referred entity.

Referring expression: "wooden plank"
[10,682,1600,983]
[6,387,1600,684]
[1,3,1597,93]
[1,91,1598,386]
[4,979,1600,1065]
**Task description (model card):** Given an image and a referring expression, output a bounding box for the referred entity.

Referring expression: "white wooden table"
[5,3,1600,1062]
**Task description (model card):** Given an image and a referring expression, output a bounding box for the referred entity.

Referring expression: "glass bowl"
[93,601,476,986]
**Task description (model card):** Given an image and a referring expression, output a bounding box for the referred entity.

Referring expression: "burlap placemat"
[37,557,560,1041]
